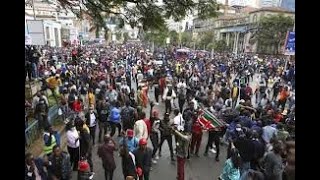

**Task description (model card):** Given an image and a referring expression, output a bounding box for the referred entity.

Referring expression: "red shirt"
[73,101,82,112]
[144,118,151,135]
[192,120,203,134]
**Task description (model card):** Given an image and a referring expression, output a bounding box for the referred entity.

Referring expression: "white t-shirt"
[66,129,80,148]
[89,113,96,127]
[173,114,185,131]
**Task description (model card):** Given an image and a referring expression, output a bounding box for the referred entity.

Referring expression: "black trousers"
[205,131,220,158]
[150,132,159,158]
[178,98,185,113]
[154,87,160,103]
[110,122,122,137]
[159,135,174,158]
[98,121,109,142]
[104,168,114,180]
[67,146,79,171]
[89,126,96,145]
[165,100,172,114]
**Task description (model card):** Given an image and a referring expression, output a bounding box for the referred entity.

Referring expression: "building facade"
[260,0,281,7]
[280,0,295,11]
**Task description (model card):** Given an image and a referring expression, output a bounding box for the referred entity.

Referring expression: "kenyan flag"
[198,109,226,130]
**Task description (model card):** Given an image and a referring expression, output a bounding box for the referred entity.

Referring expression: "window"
[46,27,50,40]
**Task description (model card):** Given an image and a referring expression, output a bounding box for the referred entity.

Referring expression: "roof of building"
[249,7,295,14]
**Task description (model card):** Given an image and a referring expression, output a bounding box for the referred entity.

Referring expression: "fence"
[25,105,60,147]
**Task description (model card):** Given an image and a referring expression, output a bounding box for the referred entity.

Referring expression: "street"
[71,73,261,180]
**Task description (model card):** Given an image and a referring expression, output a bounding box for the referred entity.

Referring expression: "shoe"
[195,153,200,157]
[204,152,208,156]
[155,155,159,160]
[152,159,157,164]
[89,172,95,179]
[171,157,176,161]
[215,157,220,162]
[158,153,162,157]
[210,148,217,154]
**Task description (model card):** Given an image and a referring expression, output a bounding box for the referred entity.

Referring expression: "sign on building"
[284,31,295,55]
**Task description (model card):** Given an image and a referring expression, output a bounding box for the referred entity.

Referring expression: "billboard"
[26,20,46,45]
[284,31,295,55]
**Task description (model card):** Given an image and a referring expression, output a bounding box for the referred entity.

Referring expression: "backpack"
[167,88,173,96]
[121,107,134,122]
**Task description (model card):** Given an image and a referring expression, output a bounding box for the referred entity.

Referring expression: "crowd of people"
[25,43,295,180]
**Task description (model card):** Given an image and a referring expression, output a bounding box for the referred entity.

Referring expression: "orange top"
[279,90,289,101]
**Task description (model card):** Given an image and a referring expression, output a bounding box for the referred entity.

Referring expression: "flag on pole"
[198,109,226,130]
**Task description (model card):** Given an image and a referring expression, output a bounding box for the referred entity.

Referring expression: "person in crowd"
[110,101,122,137]
[97,135,118,180]
[276,123,290,142]
[119,129,139,153]
[134,112,149,140]
[98,100,110,143]
[219,147,241,180]
[25,153,48,180]
[120,144,137,180]
[48,145,72,180]
[46,74,62,103]
[88,88,95,109]
[172,127,191,180]
[150,109,161,163]
[85,106,98,145]
[263,141,284,180]
[78,120,94,177]
[204,126,222,162]
[159,112,175,161]
[278,86,290,108]
[66,122,80,171]
[190,118,204,157]
[162,84,176,114]
[43,125,60,157]
[35,98,49,130]
[133,138,153,180]
[121,101,136,131]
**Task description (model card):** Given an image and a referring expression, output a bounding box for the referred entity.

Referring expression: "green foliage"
[254,14,294,54]
[196,31,214,49]
[57,0,220,31]
[214,40,228,52]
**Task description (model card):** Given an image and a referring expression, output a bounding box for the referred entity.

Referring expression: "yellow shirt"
[88,93,95,107]
[46,77,61,89]
[232,87,238,98]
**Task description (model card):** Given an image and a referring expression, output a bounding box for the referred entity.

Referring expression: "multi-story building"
[192,6,294,54]
[260,0,281,7]
[279,0,295,11]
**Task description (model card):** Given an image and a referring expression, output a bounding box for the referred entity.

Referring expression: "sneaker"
[155,155,159,160]
[89,172,95,179]
[154,102,159,105]
[210,148,217,154]
[152,159,157,164]
[204,152,208,156]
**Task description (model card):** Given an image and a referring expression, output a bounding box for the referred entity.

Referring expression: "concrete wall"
[43,21,62,47]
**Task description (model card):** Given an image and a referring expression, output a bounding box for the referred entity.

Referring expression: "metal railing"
[25,105,60,147]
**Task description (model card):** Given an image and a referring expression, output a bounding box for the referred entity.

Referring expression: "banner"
[284,31,295,55]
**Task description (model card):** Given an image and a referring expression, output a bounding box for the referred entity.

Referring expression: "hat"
[240,99,245,103]
[282,109,288,116]
[139,138,147,146]
[55,74,60,77]
[126,129,134,138]
[78,160,89,172]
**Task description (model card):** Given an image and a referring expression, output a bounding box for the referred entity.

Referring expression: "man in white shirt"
[173,109,185,132]
[25,153,45,180]
[162,84,176,114]
[134,119,148,140]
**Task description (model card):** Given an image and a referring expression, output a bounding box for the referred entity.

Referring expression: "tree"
[197,31,214,49]
[181,32,192,46]
[168,30,179,45]
[253,14,294,54]
[56,0,220,32]
[214,40,228,52]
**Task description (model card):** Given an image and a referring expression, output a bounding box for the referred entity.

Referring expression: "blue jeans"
[32,63,38,79]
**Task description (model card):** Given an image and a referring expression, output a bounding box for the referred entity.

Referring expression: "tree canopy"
[253,14,294,54]
[57,0,220,32]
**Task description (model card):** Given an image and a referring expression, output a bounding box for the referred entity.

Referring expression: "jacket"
[110,107,121,123]
[97,143,116,170]
[121,152,137,178]
[133,148,153,173]
[220,159,240,180]
[134,120,148,140]
[119,137,139,153]
[85,112,98,127]
[79,128,92,157]
[48,152,71,180]
[159,119,172,136]
[173,130,191,158]
[25,158,48,180]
